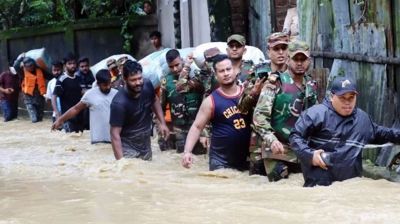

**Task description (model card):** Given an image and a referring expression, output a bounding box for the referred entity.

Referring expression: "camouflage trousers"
[156,122,176,151]
[249,132,301,181]
[174,126,207,155]
[23,93,45,123]
[155,123,206,155]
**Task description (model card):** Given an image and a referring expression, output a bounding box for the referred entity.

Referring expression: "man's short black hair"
[63,52,76,64]
[165,49,180,64]
[51,60,63,68]
[149,31,161,39]
[212,54,230,71]
[122,60,143,79]
[96,69,111,84]
[78,57,89,65]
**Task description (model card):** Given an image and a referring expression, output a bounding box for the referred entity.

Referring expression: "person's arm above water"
[238,77,266,114]
[13,54,24,77]
[109,98,126,160]
[252,82,285,154]
[110,126,123,160]
[289,111,326,169]
[176,54,205,94]
[51,102,87,130]
[152,95,170,140]
[182,95,213,168]
[51,94,61,118]
[159,78,168,112]
[371,118,400,144]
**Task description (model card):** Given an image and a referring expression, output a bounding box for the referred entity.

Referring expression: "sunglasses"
[272,45,288,51]
[228,43,244,49]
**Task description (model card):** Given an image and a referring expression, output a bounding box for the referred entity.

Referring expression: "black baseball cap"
[330,77,358,96]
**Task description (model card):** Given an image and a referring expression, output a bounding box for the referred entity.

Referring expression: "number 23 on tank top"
[233,118,246,129]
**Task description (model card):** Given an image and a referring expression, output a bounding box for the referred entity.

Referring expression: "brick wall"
[229,0,248,35]
[274,0,297,31]
[228,0,296,36]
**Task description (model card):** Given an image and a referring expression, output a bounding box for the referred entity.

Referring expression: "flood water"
[1,119,400,224]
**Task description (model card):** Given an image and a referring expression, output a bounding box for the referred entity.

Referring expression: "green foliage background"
[0,0,147,51]
[0,0,146,30]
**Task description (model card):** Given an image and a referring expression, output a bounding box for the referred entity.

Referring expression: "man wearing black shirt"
[53,53,84,133]
[76,57,95,130]
[110,60,169,160]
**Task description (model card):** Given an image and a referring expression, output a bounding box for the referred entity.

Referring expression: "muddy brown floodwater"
[1,119,399,224]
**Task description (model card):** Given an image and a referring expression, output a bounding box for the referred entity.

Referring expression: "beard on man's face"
[100,88,111,94]
[127,83,143,94]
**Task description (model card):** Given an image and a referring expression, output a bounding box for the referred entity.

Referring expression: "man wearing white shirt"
[45,61,63,123]
[52,69,118,143]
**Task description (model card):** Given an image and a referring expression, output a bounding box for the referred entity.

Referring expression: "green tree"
[0,0,146,30]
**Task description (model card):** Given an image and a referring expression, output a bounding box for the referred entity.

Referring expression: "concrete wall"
[0,16,158,70]
[157,0,211,49]
[157,0,175,49]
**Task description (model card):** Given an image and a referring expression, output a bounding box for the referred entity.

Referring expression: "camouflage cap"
[267,32,289,48]
[288,40,310,58]
[204,47,221,60]
[227,34,246,46]
[117,56,128,66]
[106,58,117,69]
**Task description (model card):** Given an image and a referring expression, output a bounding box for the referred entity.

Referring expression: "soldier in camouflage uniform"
[251,40,318,181]
[238,32,290,115]
[226,34,255,84]
[267,32,290,73]
[194,47,220,98]
[160,49,206,154]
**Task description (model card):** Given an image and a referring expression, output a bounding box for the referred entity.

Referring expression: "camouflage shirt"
[194,69,218,98]
[237,61,272,114]
[252,71,317,146]
[160,73,204,127]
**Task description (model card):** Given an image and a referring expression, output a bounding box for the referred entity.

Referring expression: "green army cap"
[267,32,289,48]
[227,34,246,46]
[288,40,310,58]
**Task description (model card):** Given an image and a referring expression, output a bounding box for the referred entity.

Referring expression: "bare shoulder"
[197,96,213,118]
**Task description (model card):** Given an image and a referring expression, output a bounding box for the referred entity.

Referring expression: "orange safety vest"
[155,86,172,123]
[22,68,46,96]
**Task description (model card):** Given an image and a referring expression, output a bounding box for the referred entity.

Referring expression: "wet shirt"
[53,73,83,114]
[110,78,155,141]
[81,87,117,143]
[209,87,252,171]
[0,71,19,102]
[290,98,400,186]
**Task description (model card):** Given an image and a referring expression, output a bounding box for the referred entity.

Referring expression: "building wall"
[229,0,248,35]
[273,0,297,31]
[158,0,211,49]
[157,0,176,49]
[189,0,211,46]
[0,17,158,70]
